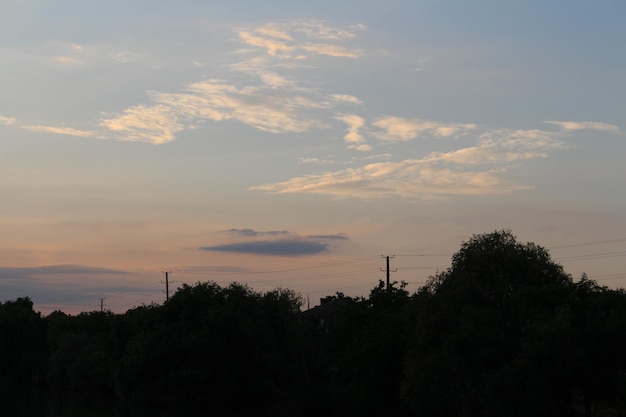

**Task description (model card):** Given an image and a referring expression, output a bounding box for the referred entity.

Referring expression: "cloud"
[99,78,330,144]
[224,228,289,237]
[204,229,349,256]
[22,125,95,138]
[426,128,566,165]
[252,125,567,199]
[20,20,367,145]
[229,57,299,90]
[0,116,16,125]
[478,128,566,154]
[372,116,478,141]
[252,160,528,199]
[258,71,295,89]
[298,156,337,165]
[44,42,92,68]
[100,102,185,144]
[110,50,141,63]
[255,23,294,41]
[301,43,364,58]
[238,31,293,57]
[200,239,329,256]
[356,153,394,161]
[336,113,369,150]
[307,234,350,240]
[0,265,135,312]
[353,144,373,152]
[23,41,143,69]
[294,21,365,41]
[331,94,363,105]
[52,56,84,66]
[544,120,621,134]
[237,20,365,60]
[0,264,125,279]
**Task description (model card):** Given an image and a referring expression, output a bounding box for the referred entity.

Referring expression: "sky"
[1,0,625,314]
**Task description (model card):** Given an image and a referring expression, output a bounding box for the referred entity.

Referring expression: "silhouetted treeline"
[2,230,626,416]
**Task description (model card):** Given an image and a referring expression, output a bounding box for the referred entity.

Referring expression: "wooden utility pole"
[381,255,397,291]
[162,271,173,302]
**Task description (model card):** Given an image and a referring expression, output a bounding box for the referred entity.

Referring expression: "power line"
[589,274,626,282]
[555,250,626,261]
[395,253,452,257]
[171,256,381,276]
[549,237,626,250]
[248,267,378,284]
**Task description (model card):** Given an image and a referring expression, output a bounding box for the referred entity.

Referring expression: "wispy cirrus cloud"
[544,120,621,133]
[28,41,142,68]
[22,125,96,138]
[99,78,329,144]
[426,128,566,166]
[13,20,367,146]
[45,43,92,68]
[336,113,371,151]
[98,54,369,144]
[372,116,478,141]
[331,94,363,105]
[237,20,365,59]
[301,43,363,58]
[14,18,620,205]
[18,41,143,69]
[252,160,527,199]
[251,124,569,199]
[297,153,391,166]
[0,116,16,125]
[100,101,185,144]
[294,21,365,41]
[110,50,142,63]
[298,156,337,165]
[238,31,293,57]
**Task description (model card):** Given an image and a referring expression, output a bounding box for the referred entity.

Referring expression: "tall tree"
[0,297,45,413]
[402,230,576,417]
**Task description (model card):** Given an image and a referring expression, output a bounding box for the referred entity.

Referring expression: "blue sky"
[1,0,625,314]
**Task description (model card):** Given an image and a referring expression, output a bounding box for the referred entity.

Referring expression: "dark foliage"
[0,297,46,415]
[1,230,626,416]
[402,230,626,417]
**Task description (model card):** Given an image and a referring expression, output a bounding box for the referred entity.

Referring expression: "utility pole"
[162,271,173,302]
[99,297,105,312]
[381,255,397,291]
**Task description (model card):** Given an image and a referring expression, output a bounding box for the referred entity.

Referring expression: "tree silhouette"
[402,230,577,417]
[3,230,626,416]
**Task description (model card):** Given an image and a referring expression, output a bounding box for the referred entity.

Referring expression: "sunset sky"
[1,0,625,314]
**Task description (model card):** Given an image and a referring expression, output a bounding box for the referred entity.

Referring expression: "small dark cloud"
[0,265,140,313]
[0,264,124,280]
[201,239,329,256]
[308,233,350,240]
[224,228,290,237]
